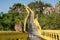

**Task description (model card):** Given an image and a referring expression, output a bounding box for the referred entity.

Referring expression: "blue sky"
[0,0,60,13]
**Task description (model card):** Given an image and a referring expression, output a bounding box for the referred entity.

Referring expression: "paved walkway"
[28,34,45,40]
[27,23,45,40]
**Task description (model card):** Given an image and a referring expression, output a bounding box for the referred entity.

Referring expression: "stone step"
[28,36,45,40]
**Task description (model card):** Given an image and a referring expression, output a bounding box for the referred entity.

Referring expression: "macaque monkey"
[15,21,22,32]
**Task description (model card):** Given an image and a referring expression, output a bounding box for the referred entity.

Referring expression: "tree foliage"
[0,3,27,31]
[0,1,60,31]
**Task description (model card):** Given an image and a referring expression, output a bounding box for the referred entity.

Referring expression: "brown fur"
[15,21,22,32]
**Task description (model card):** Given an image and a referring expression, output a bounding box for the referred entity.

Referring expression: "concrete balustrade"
[59,34,60,40]
[40,30,60,40]
[0,31,28,40]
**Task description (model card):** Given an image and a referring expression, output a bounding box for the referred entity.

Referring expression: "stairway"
[28,36,44,40]
[25,6,45,40]
[28,23,44,40]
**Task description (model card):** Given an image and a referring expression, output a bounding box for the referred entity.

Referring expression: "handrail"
[41,30,60,33]
[0,31,28,40]
[24,5,34,31]
[24,6,30,31]
[33,18,42,37]
[40,30,60,40]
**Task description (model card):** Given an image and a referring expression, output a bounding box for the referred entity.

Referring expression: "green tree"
[1,3,28,31]
[44,3,52,7]
[28,1,44,13]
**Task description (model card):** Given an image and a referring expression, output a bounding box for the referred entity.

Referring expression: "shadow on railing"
[0,31,28,40]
